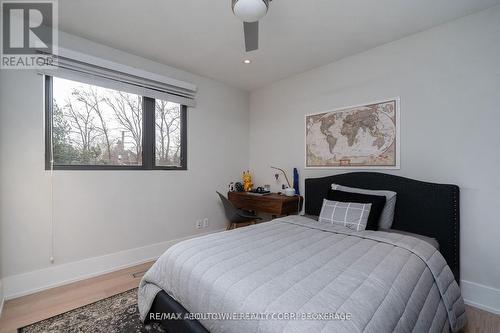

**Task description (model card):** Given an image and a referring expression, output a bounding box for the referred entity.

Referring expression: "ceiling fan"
[232,0,272,52]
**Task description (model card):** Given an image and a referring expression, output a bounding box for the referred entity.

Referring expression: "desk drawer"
[228,193,283,215]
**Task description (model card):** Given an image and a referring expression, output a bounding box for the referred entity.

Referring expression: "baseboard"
[3,229,224,300]
[461,279,500,315]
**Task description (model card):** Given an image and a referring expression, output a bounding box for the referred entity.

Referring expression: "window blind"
[39,54,197,107]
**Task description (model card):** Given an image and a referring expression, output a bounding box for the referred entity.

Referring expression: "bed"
[138,172,466,333]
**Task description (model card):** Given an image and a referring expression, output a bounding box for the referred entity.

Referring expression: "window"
[45,76,187,170]
[155,100,183,167]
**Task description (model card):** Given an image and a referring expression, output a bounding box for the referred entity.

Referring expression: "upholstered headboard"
[304,172,460,282]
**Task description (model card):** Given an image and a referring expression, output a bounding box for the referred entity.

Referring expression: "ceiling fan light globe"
[233,0,268,22]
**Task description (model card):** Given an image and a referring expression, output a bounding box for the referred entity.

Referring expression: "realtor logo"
[1,0,57,68]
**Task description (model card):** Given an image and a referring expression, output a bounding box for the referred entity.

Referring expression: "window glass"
[155,100,182,167]
[52,77,143,166]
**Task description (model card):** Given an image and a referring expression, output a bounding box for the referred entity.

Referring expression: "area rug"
[19,288,165,333]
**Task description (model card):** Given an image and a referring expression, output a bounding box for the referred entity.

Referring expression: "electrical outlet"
[196,219,203,229]
[203,218,209,228]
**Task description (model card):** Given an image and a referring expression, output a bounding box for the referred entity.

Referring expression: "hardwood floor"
[0,260,498,332]
[463,306,500,333]
[0,261,154,333]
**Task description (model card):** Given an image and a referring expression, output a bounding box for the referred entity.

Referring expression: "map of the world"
[306,99,399,168]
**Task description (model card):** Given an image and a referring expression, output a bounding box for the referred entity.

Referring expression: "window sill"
[45,165,187,171]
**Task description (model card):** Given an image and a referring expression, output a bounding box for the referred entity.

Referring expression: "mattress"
[138,216,467,333]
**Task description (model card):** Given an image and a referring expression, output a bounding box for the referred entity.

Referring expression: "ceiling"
[58,0,500,91]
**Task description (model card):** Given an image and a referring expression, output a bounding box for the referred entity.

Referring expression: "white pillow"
[331,183,397,229]
[319,199,372,231]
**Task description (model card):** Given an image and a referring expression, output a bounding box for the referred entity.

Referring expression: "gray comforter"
[138,216,467,333]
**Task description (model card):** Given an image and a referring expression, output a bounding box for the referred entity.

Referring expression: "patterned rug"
[19,288,165,333]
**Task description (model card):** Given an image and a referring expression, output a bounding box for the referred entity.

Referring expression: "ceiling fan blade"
[243,21,259,52]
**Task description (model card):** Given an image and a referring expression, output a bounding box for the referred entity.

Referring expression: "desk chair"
[217,192,262,230]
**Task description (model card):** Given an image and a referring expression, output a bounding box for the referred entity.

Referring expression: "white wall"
[0,279,4,315]
[0,32,249,297]
[249,7,500,313]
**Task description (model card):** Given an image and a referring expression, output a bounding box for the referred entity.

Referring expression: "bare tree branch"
[155,100,181,165]
[73,87,112,161]
[104,92,143,163]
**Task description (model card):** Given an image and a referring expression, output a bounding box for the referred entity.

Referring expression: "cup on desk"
[284,188,296,197]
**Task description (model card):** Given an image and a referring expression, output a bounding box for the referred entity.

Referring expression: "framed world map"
[305,98,400,169]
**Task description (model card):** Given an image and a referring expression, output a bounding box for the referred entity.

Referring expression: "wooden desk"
[228,192,303,217]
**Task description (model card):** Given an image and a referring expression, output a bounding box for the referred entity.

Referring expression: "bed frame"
[304,172,460,282]
[146,172,460,332]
